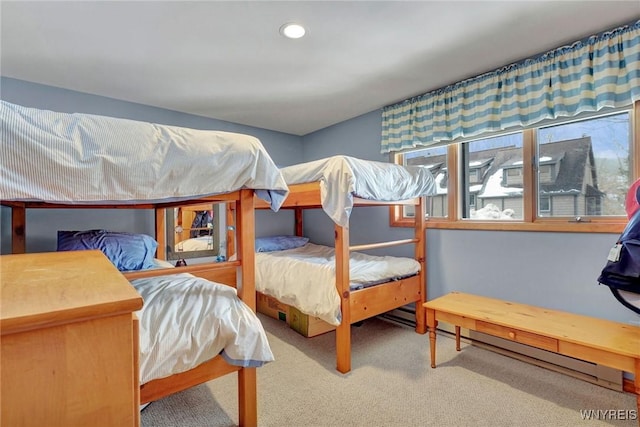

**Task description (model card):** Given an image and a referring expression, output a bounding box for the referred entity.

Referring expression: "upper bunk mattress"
[1,100,288,210]
[280,155,436,226]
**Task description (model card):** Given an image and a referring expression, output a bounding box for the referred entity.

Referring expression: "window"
[402,146,448,219]
[469,169,479,183]
[539,196,551,214]
[537,111,631,218]
[463,133,523,220]
[538,164,554,183]
[391,102,638,233]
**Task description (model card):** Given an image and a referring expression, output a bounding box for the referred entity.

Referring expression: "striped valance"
[381,20,640,154]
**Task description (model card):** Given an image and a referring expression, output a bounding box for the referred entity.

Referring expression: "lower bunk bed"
[5,194,269,426]
[1,100,289,426]
[254,156,436,374]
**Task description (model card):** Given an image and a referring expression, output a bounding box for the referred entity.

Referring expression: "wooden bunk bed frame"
[255,181,427,374]
[3,188,260,427]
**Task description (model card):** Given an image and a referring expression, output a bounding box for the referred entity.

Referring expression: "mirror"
[165,203,227,261]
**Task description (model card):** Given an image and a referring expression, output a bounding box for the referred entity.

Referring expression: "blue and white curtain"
[381,20,640,154]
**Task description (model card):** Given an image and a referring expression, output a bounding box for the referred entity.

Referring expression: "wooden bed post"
[238,367,257,427]
[11,204,26,254]
[414,196,427,334]
[155,208,166,260]
[226,203,236,258]
[234,189,258,427]
[294,207,304,236]
[335,224,351,374]
[235,191,256,309]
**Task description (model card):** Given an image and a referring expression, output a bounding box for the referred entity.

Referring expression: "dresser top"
[1,250,143,334]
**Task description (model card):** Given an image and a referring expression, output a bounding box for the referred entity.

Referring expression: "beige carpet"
[141,313,636,427]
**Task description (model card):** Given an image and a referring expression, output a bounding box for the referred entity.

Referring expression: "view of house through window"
[462,133,523,220]
[537,111,631,218]
[397,107,633,229]
[404,146,447,218]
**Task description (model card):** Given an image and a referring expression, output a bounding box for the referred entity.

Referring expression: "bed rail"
[123,261,240,287]
[349,238,419,252]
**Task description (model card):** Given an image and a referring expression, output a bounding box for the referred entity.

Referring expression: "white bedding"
[175,236,213,252]
[1,100,288,210]
[281,156,436,227]
[255,243,421,326]
[132,273,274,384]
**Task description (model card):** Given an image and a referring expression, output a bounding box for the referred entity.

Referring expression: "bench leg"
[455,326,461,351]
[428,329,437,368]
[426,308,437,368]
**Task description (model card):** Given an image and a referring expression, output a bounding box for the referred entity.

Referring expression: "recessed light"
[280,23,306,39]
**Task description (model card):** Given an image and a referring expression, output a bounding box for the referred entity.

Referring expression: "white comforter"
[132,273,274,384]
[281,156,436,227]
[175,236,213,252]
[1,100,288,210]
[255,243,421,326]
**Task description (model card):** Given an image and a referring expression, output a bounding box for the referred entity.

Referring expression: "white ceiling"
[2,1,639,136]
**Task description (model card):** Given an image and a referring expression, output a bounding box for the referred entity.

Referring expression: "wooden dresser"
[1,250,144,427]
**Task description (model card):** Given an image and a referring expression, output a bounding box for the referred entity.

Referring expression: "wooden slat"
[349,275,422,323]
[279,182,324,208]
[123,261,239,285]
[256,181,423,210]
[349,238,418,252]
[179,203,217,211]
[139,355,240,404]
[0,192,242,210]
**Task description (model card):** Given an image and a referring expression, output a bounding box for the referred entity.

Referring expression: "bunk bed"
[254,155,436,373]
[0,100,289,426]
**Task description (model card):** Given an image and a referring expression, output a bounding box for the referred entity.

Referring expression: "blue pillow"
[255,235,309,252]
[57,230,158,272]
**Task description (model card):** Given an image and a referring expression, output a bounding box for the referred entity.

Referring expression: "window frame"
[390,101,639,234]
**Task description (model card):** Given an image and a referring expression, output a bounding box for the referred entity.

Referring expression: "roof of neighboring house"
[538,137,595,195]
[405,137,598,197]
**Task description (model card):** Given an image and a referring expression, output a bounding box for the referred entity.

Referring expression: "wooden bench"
[424,292,640,417]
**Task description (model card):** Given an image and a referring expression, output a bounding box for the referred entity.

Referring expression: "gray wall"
[300,111,640,326]
[0,77,302,253]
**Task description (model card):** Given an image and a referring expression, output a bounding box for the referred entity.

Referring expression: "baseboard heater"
[381,307,624,391]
